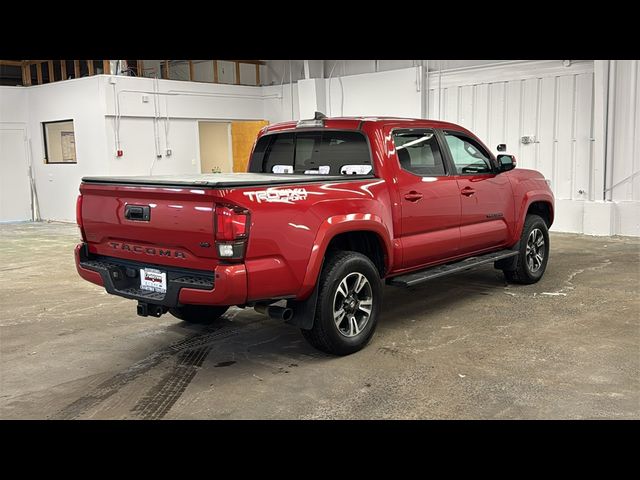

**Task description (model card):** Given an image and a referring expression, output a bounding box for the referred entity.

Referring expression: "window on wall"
[43,120,77,164]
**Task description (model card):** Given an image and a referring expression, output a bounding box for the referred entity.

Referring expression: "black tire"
[503,214,549,284]
[301,251,382,356]
[169,305,229,324]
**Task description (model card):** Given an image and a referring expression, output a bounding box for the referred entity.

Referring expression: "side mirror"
[497,144,507,152]
[497,154,516,172]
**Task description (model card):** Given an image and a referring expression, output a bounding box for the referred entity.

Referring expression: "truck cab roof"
[263,116,471,135]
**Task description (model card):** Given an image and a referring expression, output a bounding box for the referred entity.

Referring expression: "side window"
[393,129,446,176]
[444,132,493,174]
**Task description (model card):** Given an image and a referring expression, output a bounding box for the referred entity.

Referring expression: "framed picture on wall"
[61,131,76,162]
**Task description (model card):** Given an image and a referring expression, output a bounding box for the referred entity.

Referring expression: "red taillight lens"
[215,204,249,241]
[214,204,250,260]
[76,194,83,227]
[76,194,86,241]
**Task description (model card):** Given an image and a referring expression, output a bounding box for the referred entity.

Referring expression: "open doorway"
[198,120,269,174]
[198,122,232,173]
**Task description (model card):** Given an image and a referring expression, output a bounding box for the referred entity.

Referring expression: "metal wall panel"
[634,61,640,202]
[537,77,556,185]
[610,60,640,202]
[556,75,575,200]
[505,80,522,164]
[487,82,506,154]
[574,73,594,200]
[429,64,596,202]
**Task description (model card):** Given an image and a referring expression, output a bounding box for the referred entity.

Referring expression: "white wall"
[0,87,32,221]
[0,86,28,123]
[606,60,640,236]
[262,60,518,85]
[326,67,422,117]
[1,61,638,236]
[102,76,270,183]
[0,76,272,221]
[25,77,110,221]
[424,60,639,236]
[262,83,299,123]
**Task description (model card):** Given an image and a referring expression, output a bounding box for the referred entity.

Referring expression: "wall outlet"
[142,95,149,103]
[166,149,172,156]
[191,159,196,165]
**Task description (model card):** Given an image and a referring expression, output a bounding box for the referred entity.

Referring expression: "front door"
[441,130,514,254]
[392,128,461,269]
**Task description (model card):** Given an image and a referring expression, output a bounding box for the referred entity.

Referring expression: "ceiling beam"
[230,60,266,66]
[0,60,24,67]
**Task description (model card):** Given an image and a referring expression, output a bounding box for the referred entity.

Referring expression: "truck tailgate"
[79,182,222,271]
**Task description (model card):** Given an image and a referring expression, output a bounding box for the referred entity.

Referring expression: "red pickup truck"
[75,114,554,355]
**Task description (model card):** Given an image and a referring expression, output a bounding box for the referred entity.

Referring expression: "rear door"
[391,128,461,269]
[440,129,514,254]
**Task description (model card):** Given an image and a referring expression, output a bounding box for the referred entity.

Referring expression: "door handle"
[124,204,151,221]
[404,191,423,202]
[461,187,476,197]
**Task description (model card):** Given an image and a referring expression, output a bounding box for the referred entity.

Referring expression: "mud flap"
[286,280,320,330]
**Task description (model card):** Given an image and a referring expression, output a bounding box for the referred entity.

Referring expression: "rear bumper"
[74,243,247,307]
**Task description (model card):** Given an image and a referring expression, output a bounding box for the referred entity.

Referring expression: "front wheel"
[301,251,382,356]
[169,305,229,324]
[503,214,550,284]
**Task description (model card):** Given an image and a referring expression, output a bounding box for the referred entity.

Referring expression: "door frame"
[0,123,33,222]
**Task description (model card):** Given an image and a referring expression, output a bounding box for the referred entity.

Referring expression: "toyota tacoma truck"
[75,114,554,355]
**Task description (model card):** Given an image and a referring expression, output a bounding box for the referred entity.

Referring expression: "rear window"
[248,130,373,176]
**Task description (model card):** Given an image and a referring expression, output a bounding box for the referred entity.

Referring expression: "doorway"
[0,127,32,221]
[198,120,270,174]
[198,122,232,173]
[230,120,269,172]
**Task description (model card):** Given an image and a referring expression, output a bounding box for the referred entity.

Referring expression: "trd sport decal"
[243,188,308,204]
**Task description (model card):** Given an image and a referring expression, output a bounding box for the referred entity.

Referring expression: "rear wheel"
[169,305,229,324]
[301,251,382,356]
[503,214,549,284]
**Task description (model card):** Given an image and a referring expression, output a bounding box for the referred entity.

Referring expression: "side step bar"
[388,249,518,288]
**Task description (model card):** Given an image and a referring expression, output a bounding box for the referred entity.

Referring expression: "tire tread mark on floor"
[51,325,238,420]
[130,346,213,420]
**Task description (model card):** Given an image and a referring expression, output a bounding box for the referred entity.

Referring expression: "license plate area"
[140,267,167,293]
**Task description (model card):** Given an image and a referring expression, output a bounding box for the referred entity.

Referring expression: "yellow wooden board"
[231,120,269,172]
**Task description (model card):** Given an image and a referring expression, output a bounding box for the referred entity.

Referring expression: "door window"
[444,132,493,174]
[392,129,446,176]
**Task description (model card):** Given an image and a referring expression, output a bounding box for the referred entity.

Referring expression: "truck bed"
[82,172,374,188]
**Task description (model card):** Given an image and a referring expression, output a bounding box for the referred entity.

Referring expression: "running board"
[388,250,518,287]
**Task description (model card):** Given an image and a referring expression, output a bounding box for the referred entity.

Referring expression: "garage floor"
[1,222,638,419]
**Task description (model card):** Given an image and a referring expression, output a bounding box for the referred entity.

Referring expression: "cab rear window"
[248,130,373,176]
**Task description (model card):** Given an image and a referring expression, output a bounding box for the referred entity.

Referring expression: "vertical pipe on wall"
[438,60,442,120]
[604,60,616,201]
[425,60,429,119]
[289,60,293,120]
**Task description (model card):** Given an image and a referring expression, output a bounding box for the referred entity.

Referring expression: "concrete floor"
[0,222,638,419]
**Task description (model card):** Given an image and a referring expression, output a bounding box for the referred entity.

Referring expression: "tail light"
[214,204,250,260]
[76,194,86,241]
